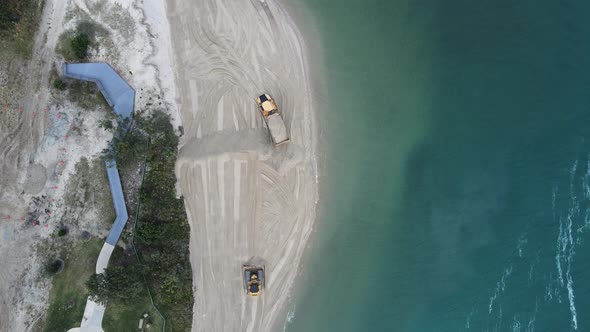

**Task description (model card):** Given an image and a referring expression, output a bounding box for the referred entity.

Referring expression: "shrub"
[46,259,64,275]
[99,119,114,131]
[53,79,66,90]
[71,33,90,60]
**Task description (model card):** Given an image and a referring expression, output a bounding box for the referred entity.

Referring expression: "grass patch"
[63,157,114,226]
[55,31,77,61]
[42,238,103,332]
[65,79,110,111]
[0,0,45,58]
[103,299,164,332]
[0,0,44,115]
[102,246,164,332]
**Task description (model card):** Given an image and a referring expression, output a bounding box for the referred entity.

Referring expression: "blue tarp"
[63,63,134,246]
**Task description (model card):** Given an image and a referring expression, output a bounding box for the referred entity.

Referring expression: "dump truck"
[256,94,289,145]
[243,265,265,296]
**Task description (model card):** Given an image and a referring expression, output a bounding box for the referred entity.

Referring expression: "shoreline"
[273,2,339,330]
[165,0,322,330]
[268,2,328,331]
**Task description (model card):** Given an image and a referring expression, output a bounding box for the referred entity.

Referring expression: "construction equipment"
[243,265,265,296]
[256,94,289,145]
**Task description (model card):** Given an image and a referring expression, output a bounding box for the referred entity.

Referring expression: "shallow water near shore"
[287,1,590,331]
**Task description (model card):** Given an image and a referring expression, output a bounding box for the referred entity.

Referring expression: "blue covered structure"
[104,164,128,246]
[63,63,134,246]
[63,63,135,119]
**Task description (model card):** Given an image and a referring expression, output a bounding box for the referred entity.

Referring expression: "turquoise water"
[287,1,590,331]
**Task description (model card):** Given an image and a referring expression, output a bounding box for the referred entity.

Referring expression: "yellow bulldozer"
[243,265,265,296]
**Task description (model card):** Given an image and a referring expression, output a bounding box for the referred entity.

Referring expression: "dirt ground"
[0,0,180,329]
[0,1,68,329]
[168,0,318,331]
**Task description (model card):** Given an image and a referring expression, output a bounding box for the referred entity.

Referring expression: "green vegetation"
[43,241,164,332]
[89,109,194,331]
[71,32,90,59]
[50,54,109,112]
[41,155,165,331]
[0,0,43,111]
[40,158,114,330]
[87,264,145,304]
[99,118,114,131]
[63,158,114,222]
[105,115,143,167]
[43,238,103,332]
[101,246,164,332]
[53,78,66,91]
[56,21,107,61]
[45,259,64,275]
[103,298,163,332]
[0,0,44,58]
[135,111,193,330]
[65,79,110,110]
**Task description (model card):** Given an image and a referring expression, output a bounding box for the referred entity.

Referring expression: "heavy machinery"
[256,94,289,145]
[243,265,265,296]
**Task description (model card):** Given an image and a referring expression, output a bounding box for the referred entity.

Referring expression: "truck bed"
[265,113,289,145]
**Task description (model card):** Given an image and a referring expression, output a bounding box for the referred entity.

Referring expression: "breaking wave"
[473,153,590,331]
[488,265,513,314]
[551,155,590,330]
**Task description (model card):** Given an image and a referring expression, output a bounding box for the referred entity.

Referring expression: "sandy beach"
[168,0,318,330]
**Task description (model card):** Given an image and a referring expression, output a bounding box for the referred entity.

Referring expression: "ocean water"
[287,1,590,331]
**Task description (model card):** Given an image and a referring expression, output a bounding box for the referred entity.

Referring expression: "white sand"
[168,0,318,330]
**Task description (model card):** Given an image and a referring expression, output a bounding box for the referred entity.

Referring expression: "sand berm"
[168,0,319,331]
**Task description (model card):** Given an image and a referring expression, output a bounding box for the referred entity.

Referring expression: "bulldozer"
[243,265,265,296]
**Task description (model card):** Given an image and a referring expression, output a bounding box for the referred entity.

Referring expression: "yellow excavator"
[243,265,265,296]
